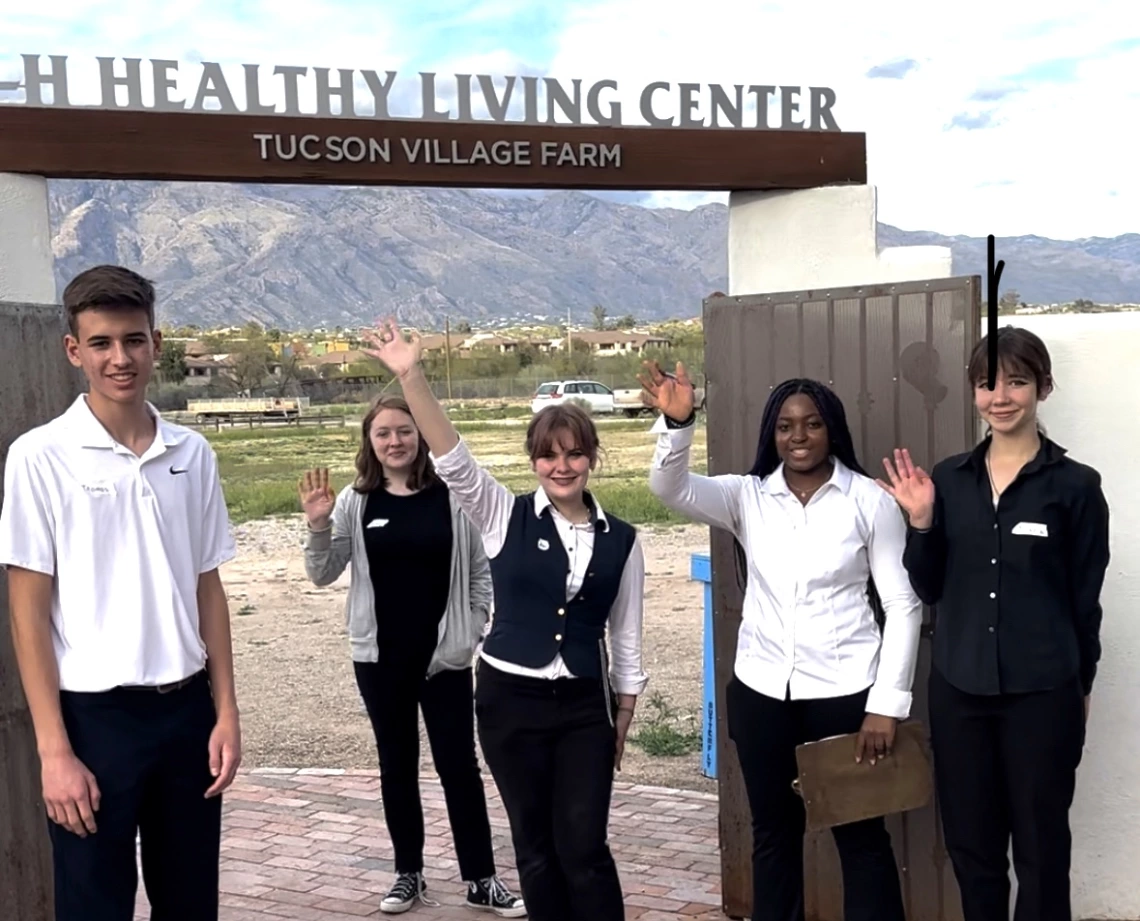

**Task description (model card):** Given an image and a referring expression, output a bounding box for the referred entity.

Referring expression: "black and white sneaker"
[380,871,435,914]
[466,875,527,917]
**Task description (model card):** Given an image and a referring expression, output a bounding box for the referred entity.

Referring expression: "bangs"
[525,404,599,461]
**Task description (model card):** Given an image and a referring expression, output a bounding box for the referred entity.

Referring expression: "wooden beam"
[0,301,85,921]
[0,106,866,191]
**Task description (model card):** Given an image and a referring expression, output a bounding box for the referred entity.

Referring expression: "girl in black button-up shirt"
[880,326,1110,921]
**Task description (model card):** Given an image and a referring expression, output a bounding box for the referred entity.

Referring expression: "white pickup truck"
[612,384,706,418]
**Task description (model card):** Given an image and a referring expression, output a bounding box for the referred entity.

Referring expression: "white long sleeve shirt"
[648,414,922,719]
[432,437,649,697]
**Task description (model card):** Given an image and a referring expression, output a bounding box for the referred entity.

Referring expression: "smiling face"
[774,393,831,474]
[65,307,160,407]
[974,363,1048,436]
[369,407,420,473]
[532,430,594,503]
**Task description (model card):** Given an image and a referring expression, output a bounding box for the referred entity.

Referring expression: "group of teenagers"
[0,264,1111,921]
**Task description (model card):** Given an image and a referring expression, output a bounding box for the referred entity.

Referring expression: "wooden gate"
[702,276,981,921]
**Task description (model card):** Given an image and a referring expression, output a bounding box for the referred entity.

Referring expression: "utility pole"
[444,316,453,400]
[566,305,572,355]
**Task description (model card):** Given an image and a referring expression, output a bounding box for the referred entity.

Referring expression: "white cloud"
[546,0,1138,239]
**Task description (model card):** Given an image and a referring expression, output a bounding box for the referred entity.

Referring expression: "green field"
[206,415,709,526]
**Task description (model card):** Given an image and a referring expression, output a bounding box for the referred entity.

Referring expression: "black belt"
[118,669,205,694]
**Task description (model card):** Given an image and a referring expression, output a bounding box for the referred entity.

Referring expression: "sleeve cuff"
[865,685,912,721]
[611,674,649,696]
[0,557,55,576]
[650,412,695,434]
[305,525,333,550]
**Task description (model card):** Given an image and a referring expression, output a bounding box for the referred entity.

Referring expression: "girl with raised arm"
[363,318,647,921]
[641,360,921,921]
[299,392,525,917]
[879,327,1110,921]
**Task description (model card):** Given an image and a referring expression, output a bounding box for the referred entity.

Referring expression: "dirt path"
[223,516,717,794]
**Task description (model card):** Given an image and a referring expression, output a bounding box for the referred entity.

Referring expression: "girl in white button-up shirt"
[641,362,922,921]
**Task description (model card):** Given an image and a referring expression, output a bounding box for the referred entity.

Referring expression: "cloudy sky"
[3,0,1136,240]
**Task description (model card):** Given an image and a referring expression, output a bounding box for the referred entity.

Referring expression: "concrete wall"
[0,172,78,921]
[1000,312,1140,920]
[728,185,952,295]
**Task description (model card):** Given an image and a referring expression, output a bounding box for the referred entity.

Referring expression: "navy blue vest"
[484,492,637,682]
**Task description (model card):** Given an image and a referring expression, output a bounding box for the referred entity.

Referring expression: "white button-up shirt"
[648,415,921,719]
[0,394,236,692]
[432,437,648,697]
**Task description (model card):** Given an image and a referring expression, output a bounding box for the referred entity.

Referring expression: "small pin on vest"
[537,538,550,551]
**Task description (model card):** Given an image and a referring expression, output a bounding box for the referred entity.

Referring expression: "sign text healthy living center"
[0,54,842,131]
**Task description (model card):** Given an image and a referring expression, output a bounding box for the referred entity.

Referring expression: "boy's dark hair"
[62,265,156,336]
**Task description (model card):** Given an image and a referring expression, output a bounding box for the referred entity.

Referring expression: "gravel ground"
[222,516,716,794]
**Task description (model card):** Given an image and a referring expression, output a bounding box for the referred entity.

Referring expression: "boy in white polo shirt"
[0,265,242,921]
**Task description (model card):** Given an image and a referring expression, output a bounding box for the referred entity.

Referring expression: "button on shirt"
[903,435,1110,697]
[431,437,648,696]
[0,395,237,692]
[648,415,923,720]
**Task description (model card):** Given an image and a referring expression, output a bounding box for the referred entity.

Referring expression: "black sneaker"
[381,871,433,914]
[466,875,527,917]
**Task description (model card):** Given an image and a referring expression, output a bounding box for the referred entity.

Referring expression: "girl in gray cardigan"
[300,393,525,917]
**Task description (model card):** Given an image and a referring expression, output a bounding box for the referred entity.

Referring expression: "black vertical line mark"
[925,290,935,470]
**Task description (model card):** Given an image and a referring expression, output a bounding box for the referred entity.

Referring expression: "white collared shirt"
[431,437,648,696]
[648,415,922,719]
[0,394,236,692]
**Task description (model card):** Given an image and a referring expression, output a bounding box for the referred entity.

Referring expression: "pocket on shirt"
[1005,516,1061,571]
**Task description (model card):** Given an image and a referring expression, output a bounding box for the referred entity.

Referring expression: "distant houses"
[158,324,675,388]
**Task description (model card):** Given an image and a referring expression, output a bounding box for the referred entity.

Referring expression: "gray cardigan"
[302,482,494,676]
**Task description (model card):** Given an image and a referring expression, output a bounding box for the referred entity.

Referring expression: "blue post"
[690,552,716,779]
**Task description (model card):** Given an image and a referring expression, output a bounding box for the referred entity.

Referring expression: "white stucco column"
[727,185,952,294]
[1002,313,1140,921]
[0,172,56,303]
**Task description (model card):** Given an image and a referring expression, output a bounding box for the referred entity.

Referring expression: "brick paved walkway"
[134,767,727,920]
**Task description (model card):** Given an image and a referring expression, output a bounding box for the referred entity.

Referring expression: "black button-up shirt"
[903,435,1110,697]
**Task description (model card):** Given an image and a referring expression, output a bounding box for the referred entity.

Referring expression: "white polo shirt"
[0,394,237,692]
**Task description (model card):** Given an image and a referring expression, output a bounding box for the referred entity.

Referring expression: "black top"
[482,492,637,682]
[362,479,453,672]
[903,435,1110,697]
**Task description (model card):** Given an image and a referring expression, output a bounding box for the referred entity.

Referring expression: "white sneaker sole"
[380,900,416,914]
[465,903,528,918]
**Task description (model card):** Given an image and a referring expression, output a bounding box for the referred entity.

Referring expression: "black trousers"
[49,670,222,921]
[354,661,497,881]
[928,667,1086,921]
[725,675,906,921]
[474,659,623,921]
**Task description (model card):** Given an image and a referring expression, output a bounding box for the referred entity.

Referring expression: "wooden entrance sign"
[0,106,866,191]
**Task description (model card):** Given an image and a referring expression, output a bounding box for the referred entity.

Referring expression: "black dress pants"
[725,675,906,921]
[928,667,1086,921]
[354,661,497,881]
[474,659,623,921]
[49,670,222,921]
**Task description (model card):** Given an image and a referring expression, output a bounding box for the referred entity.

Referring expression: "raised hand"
[637,359,695,423]
[362,316,423,379]
[877,448,936,529]
[298,467,335,529]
